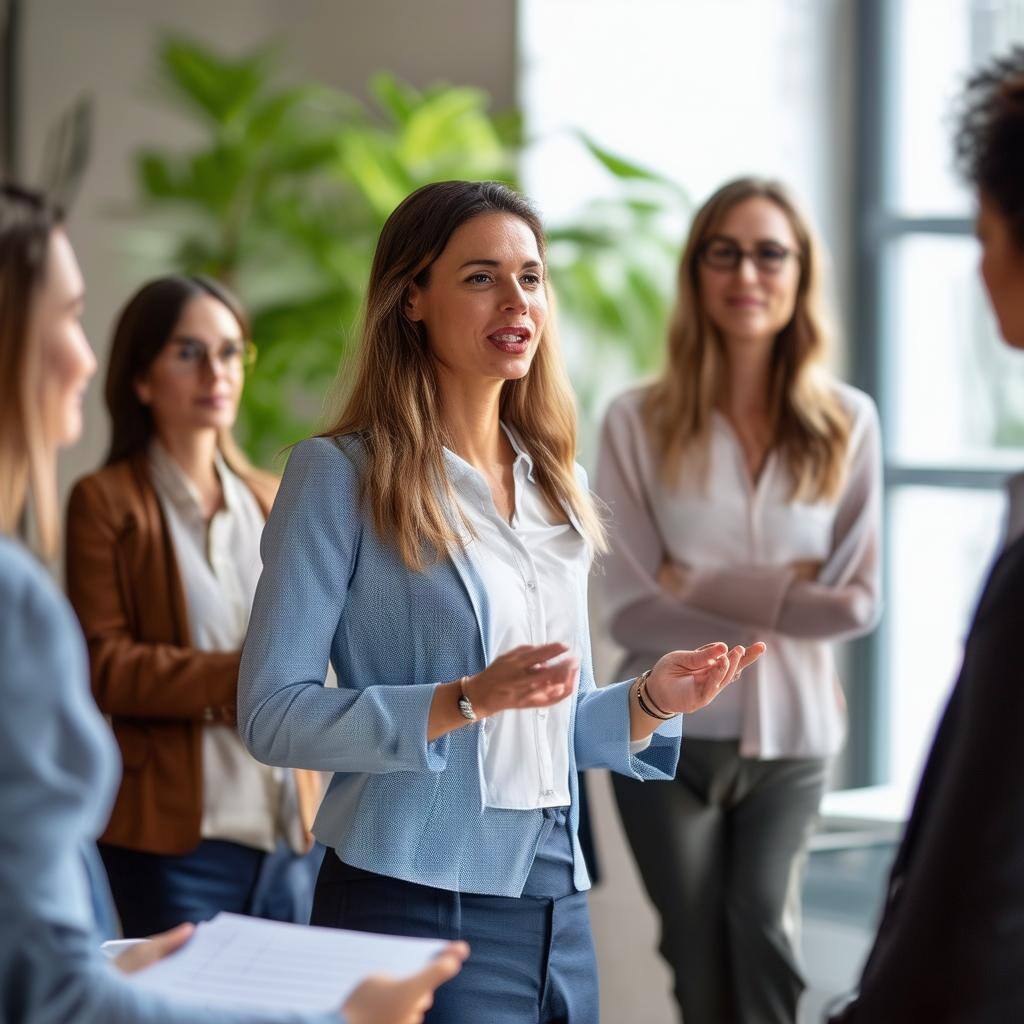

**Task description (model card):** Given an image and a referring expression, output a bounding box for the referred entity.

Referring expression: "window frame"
[849,0,1013,785]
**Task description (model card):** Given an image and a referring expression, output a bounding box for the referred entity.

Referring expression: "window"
[856,0,1024,790]
[519,0,1024,794]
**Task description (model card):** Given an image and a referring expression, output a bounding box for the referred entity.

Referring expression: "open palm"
[647,642,768,716]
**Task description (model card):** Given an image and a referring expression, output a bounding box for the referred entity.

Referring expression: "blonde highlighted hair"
[645,177,851,502]
[0,186,64,557]
[321,180,605,571]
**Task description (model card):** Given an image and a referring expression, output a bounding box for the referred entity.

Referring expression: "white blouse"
[444,427,591,810]
[149,442,305,852]
[596,382,883,759]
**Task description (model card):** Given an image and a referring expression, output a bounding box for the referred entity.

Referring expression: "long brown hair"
[0,185,64,555]
[645,177,851,502]
[104,274,256,477]
[321,180,605,571]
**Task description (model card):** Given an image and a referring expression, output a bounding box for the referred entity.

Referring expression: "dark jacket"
[832,533,1024,1022]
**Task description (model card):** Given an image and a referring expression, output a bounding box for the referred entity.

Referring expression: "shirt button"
[542,789,555,798]
[526,580,538,592]
[538,710,548,720]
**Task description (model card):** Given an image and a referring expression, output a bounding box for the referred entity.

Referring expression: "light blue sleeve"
[574,680,681,778]
[0,542,339,1024]
[238,437,449,774]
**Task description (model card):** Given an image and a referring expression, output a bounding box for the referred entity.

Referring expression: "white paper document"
[129,912,449,1013]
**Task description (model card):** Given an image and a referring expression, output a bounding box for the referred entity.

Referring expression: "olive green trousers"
[613,738,829,1024]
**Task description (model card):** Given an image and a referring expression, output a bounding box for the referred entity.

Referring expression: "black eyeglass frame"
[697,236,800,274]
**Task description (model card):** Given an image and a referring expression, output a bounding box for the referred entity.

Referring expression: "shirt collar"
[501,422,537,483]
[442,422,537,488]
[148,439,239,520]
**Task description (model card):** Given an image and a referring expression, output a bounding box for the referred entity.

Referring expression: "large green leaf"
[399,87,499,163]
[335,130,416,217]
[159,36,272,127]
[370,73,420,126]
[577,131,687,195]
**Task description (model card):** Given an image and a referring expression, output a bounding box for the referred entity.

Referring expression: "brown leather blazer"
[65,452,320,855]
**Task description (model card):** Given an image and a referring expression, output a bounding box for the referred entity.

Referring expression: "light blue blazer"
[238,436,681,897]
[0,536,336,1024]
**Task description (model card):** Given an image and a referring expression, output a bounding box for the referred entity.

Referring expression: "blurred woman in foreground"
[0,182,465,1024]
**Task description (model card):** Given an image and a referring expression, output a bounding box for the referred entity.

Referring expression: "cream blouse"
[149,442,305,852]
[596,382,883,759]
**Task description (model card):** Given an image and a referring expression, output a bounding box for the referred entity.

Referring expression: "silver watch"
[457,676,477,721]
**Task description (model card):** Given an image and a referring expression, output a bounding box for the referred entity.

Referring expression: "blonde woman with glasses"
[65,276,323,936]
[597,177,883,1024]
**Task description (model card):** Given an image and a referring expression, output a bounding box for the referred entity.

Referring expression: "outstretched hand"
[646,641,767,716]
[466,643,578,718]
[428,644,578,742]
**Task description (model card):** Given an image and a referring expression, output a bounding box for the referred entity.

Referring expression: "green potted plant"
[132,36,688,465]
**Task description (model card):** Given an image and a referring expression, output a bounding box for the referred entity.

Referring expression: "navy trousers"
[99,838,324,937]
[311,808,599,1024]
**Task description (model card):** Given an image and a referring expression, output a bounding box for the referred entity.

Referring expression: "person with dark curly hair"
[829,45,1024,1024]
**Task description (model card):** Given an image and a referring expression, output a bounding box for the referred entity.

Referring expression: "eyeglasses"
[699,237,797,275]
[164,337,257,375]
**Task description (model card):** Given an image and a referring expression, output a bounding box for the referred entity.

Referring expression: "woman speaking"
[238,180,766,1023]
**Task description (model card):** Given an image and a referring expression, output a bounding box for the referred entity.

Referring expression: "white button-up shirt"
[149,442,304,852]
[597,383,883,759]
[444,427,590,810]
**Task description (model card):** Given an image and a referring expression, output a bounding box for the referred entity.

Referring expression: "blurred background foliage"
[133,36,688,465]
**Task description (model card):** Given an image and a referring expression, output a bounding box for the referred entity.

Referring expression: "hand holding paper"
[128,912,466,1019]
[342,942,469,1024]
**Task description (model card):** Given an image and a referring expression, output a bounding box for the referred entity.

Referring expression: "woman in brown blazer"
[66,275,323,937]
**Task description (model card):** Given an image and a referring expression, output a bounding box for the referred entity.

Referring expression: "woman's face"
[697,196,802,348]
[34,229,96,449]
[977,193,1024,350]
[405,212,548,384]
[135,293,246,439]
